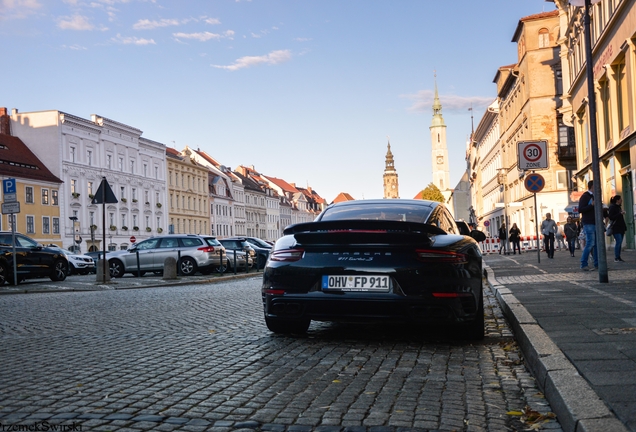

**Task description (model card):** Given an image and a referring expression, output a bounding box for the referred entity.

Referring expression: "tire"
[464,291,485,341]
[179,257,197,276]
[0,262,7,285]
[109,259,125,278]
[68,263,76,275]
[215,261,230,274]
[50,259,68,281]
[265,316,311,334]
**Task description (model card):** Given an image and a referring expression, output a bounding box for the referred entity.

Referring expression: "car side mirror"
[470,230,487,242]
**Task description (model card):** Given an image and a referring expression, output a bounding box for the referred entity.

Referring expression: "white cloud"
[57,14,95,30]
[111,33,155,45]
[402,90,493,113]
[133,18,181,30]
[62,43,88,50]
[0,0,42,19]
[295,37,312,42]
[204,17,220,25]
[212,49,291,71]
[173,30,234,42]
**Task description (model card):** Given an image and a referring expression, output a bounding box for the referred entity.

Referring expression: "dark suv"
[221,237,269,269]
[0,232,68,285]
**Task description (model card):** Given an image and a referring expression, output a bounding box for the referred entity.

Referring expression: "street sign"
[130,236,136,243]
[484,220,490,227]
[524,173,545,193]
[518,140,548,170]
[1,201,20,214]
[2,178,16,202]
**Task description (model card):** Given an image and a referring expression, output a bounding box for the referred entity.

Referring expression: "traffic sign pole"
[534,192,540,264]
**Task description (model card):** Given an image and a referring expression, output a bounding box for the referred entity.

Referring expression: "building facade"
[9,109,168,252]
[166,147,210,236]
[550,0,636,248]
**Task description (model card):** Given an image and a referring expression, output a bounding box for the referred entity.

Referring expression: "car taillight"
[198,246,215,253]
[415,249,468,264]
[265,289,286,295]
[270,248,305,262]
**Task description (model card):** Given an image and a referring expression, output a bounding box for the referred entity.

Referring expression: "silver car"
[106,235,226,277]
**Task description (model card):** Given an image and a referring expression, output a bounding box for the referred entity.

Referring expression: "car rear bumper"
[262,291,480,324]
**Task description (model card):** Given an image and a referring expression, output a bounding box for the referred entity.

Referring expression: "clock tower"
[429,75,451,200]
[383,140,399,199]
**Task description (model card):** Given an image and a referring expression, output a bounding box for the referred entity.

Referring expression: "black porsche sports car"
[261,199,487,339]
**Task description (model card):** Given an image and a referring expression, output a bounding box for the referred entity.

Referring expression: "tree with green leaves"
[416,183,445,203]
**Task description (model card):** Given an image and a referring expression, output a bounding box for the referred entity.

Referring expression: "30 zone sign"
[517,140,548,170]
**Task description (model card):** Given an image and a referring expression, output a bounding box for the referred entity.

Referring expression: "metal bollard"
[233,249,237,275]
[177,250,182,276]
[136,250,141,277]
[219,249,225,274]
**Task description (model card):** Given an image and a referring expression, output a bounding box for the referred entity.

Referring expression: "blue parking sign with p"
[3,179,16,195]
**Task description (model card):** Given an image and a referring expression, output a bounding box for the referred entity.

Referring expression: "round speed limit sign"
[517,140,548,170]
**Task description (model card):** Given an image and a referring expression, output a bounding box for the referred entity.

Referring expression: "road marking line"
[569,280,636,307]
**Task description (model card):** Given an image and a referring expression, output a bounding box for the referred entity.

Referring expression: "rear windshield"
[319,203,433,224]
[204,238,222,247]
[180,237,204,247]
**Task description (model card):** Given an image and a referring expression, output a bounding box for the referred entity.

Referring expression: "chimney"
[0,107,10,135]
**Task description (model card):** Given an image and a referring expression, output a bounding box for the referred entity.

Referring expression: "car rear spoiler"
[284,220,446,236]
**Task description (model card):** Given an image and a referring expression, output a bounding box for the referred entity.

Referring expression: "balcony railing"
[557,145,576,161]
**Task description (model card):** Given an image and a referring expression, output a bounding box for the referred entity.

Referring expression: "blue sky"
[1,0,556,203]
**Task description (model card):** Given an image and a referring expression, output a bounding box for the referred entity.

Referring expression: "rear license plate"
[322,275,390,292]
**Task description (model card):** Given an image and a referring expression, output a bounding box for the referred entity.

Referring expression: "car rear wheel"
[50,259,68,281]
[215,261,230,273]
[109,259,125,278]
[179,257,197,276]
[0,262,7,285]
[265,316,311,334]
[463,291,485,341]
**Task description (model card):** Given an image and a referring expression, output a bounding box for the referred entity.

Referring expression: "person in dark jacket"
[608,195,627,262]
[498,224,508,255]
[564,217,578,257]
[509,223,521,254]
[578,180,599,270]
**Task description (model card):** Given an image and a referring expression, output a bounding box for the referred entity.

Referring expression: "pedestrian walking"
[564,217,578,257]
[578,180,599,270]
[576,219,584,249]
[608,195,627,262]
[555,222,566,251]
[541,213,557,259]
[498,223,508,255]
[509,223,521,254]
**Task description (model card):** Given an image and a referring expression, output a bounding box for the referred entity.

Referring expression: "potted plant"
[133,226,139,231]
[156,203,162,208]
[157,228,163,233]
[145,201,150,205]
[146,227,152,232]
[90,224,98,231]
[121,198,127,203]
[121,226,128,231]
[88,194,95,199]
[72,192,80,199]
[110,225,117,231]
[132,199,138,203]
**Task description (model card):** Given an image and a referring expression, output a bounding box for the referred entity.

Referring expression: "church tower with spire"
[383,140,399,199]
[429,74,451,201]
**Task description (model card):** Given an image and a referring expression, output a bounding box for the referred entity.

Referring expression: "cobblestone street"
[0,277,562,431]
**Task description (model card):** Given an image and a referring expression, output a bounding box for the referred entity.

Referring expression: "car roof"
[325,199,440,209]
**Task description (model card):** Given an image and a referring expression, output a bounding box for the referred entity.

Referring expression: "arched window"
[538,28,550,48]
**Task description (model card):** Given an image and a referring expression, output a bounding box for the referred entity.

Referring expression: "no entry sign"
[518,140,548,170]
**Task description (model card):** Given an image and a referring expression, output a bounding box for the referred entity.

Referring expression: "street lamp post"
[570,0,607,282]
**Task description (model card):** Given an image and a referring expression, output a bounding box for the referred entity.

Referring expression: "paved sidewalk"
[485,247,636,432]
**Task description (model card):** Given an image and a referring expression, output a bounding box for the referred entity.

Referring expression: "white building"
[9,109,167,252]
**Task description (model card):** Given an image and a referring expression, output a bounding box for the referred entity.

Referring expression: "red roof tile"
[0,134,62,183]
[332,192,355,203]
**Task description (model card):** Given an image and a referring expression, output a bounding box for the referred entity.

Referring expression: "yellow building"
[1,110,63,245]
[550,0,636,247]
[166,147,210,235]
